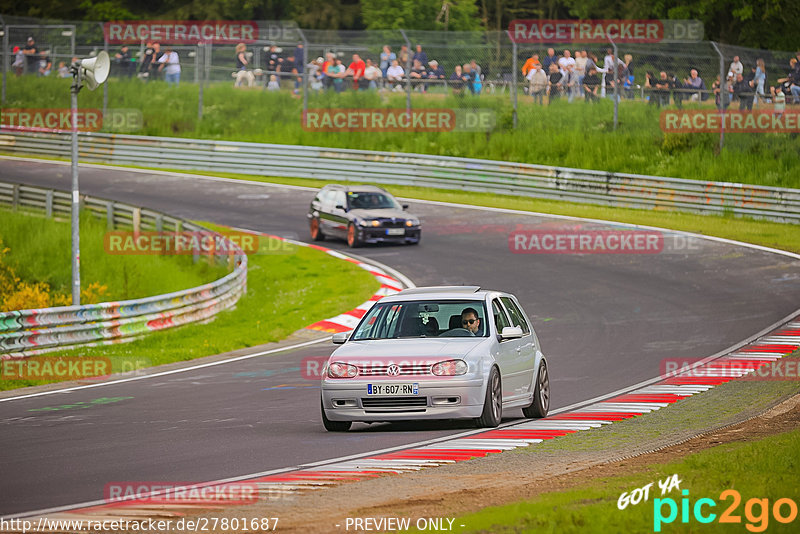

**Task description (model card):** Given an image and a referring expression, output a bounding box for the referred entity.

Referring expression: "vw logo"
[386,364,400,376]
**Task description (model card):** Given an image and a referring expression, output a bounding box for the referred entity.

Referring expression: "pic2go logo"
[654,489,798,532]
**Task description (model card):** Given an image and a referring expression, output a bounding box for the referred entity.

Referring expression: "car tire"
[476,366,502,428]
[346,223,361,248]
[523,359,550,419]
[309,218,325,241]
[321,398,352,432]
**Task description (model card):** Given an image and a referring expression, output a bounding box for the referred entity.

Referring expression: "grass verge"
[0,223,379,391]
[4,76,799,188]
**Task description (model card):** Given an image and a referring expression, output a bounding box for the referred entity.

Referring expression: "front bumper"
[358,227,421,244]
[321,377,484,422]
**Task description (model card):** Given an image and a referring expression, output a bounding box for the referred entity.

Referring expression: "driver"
[460,307,481,335]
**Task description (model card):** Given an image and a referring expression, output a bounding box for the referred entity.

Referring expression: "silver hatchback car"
[320,286,550,431]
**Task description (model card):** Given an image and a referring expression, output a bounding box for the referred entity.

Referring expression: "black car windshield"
[352,300,489,339]
[347,192,399,210]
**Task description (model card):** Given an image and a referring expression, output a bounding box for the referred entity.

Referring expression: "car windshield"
[347,192,399,210]
[351,300,489,340]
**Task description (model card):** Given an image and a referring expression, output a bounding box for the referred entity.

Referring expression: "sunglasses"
[462,318,478,325]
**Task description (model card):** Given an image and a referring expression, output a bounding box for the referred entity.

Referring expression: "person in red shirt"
[347,53,366,90]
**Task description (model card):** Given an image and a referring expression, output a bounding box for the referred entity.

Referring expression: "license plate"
[367,383,419,396]
[386,228,405,236]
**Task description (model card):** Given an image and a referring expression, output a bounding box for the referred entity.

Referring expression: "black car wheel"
[523,359,550,418]
[477,366,502,427]
[321,398,352,432]
[309,218,325,241]
[346,223,361,248]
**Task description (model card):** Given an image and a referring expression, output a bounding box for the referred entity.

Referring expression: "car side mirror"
[331,332,350,344]
[402,204,409,210]
[499,326,523,340]
[335,204,346,211]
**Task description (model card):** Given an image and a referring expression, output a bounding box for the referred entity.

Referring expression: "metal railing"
[0,180,248,355]
[1,130,799,223]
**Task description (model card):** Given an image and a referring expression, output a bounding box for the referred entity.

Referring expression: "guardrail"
[0,180,248,355]
[1,130,799,223]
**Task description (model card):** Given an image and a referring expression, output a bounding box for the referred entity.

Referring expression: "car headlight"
[406,219,419,227]
[431,359,468,376]
[358,219,381,227]
[327,362,358,378]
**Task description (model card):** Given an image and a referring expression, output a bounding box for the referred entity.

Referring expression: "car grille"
[377,218,406,228]
[358,364,432,376]
[362,397,428,409]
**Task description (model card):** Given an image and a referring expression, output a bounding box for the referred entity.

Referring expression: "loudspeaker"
[80,51,110,90]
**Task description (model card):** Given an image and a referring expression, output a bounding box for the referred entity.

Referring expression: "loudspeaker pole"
[70,60,81,305]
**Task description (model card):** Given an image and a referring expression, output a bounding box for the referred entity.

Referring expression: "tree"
[361,0,481,31]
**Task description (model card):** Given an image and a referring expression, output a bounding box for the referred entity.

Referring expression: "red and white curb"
[28,317,798,523]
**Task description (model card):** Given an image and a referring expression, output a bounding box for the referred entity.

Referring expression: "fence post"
[100,23,108,119]
[399,29,412,114]
[45,190,53,217]
[2,17,7,106]
[610,36,618,131]
[296,28,308,121]
[710,41,725,151]
[106,201,114,229]
[507,31,518,129]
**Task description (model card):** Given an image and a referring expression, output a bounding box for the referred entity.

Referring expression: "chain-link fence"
[2,15,799,146]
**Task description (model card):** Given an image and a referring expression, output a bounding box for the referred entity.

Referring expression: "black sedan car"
[307,185,421,247]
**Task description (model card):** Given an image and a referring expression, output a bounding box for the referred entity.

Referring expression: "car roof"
[381,286,509,302]
[322,184,388,194]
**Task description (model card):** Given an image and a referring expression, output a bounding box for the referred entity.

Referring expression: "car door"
[492,298,527,401]
[329,190,349,236]
[501,296,538,395]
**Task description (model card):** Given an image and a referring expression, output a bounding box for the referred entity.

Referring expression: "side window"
[501,297,531,335]
[492,299,511,332]
[334,191,347,209]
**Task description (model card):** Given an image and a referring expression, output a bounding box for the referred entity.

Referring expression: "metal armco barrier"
[1,130,799,222]
[0,180,248,355]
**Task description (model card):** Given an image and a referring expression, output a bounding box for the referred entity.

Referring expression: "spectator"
[670,74,684,109]
[575,51,587,96]
[684,69,705,101]
[732,73,753,110]
[267,45,283,74]
[150,42,163,81]
[653,71,670,107]
[462,63,475,94]
[542,48,558,72]
[157,46,180,87]
[412,45,427,67]
[398,45,409,67]
[266,74,280,91]
[751,59,767,107]
[308,57,324,91]
[561,64,577,102]
[37,51,51,76]
[329,58,346,92]
[777,59,800,104]
[583,67,600,102]
[291,43,304,94]
[521,54,541,77]
[386,59,405,91]
[449,64,464,94]
[729,56,743,78]
[623,54,635,98]
[57,61,70,78]
[547,63,563,101]
[12,46,24,76]
[321,52,336,90]
[558,49,575,73]
[409,58,427,91]
[347,53,366,90]
[234,43,255,88]
[527,65,547,104]
[23,37,39,74]
[427,60,446,89]
[114,45,133,77]
[470,59,482,80]
[139,40,155,80]
[773,85,785,117]
[363,58,382,89]
[712,75,730,110]
[379,45,395,78]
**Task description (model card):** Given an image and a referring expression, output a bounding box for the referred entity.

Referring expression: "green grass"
[4,76,799,188]
[185,170,800,254]
[455,429,800,533]
[0,224,379,391]
[0,207,226,301]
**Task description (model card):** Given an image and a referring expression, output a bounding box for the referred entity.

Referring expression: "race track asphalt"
[1,158,798,515]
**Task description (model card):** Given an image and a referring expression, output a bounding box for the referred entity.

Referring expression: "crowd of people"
[11,34,800,109]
